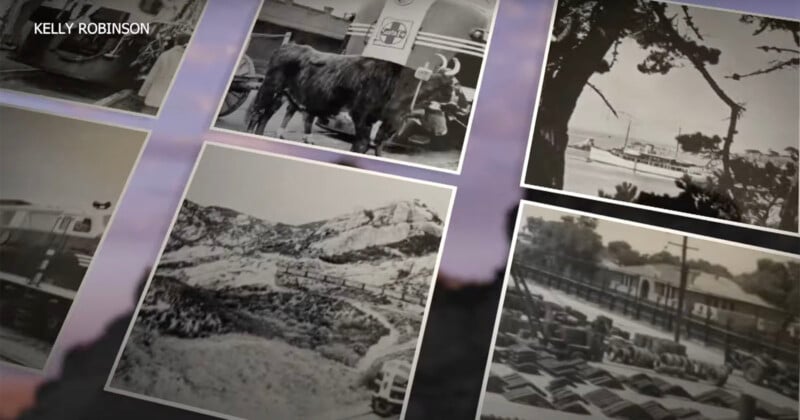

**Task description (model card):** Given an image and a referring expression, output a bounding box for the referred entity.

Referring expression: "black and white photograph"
[0,105,147,371]
[213,0,499,173]
[106,143,455,419]
[477,201,799,420]
[522,0,800,235]
[0,0,206,116]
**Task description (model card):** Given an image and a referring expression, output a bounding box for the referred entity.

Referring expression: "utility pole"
[668,236,698,343]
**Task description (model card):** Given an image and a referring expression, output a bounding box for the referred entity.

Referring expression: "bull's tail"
[245,47,294,134]
[245,79,281,134]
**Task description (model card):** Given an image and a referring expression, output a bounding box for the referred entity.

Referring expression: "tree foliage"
[726,155,798,226]
[529,0,795,199]
[600,146,798,231]
[521,215,604,262]
[607,240,648,266]
[737,259,800,319]
[728,16,800,80]
[606,240,733,278]
[676,132,723,154]
[601,176,743,222]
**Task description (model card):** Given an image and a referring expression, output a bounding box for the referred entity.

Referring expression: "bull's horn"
[434,53,448,70]
[444,57,461,76]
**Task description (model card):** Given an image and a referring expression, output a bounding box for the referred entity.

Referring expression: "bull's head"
[413,55,464,136]
[375,55,468,151]
[434,53,461,78]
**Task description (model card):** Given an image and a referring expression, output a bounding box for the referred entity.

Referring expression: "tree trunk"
[720,107,738,189]
[653,7,742,190]
[779,176,799,231]
[526,1,637,189]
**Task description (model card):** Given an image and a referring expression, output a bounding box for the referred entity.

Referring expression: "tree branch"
[727,57,800,80]
[681,6,704,41]
[757,45,800,54]
[586,82,618,118]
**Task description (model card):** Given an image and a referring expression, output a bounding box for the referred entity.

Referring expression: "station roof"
[617,263,780,311]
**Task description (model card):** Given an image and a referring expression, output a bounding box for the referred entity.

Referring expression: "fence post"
[651,297,657,324]
[723,318,732,361]
[685,314,691,340]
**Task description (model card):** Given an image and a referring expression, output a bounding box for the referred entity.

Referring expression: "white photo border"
[209,0,502,176]
[0,0,210,120]
[0,104,151,374]
[104,141,459,420]
[473,198,800,419]
[518,0,800,238]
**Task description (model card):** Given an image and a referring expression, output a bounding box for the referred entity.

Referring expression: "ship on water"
[578,121,713,181]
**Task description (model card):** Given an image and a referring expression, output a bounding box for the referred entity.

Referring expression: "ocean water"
[568,128,712,166]
[563,148,681,197]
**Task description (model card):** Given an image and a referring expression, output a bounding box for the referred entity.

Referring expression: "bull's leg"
[277,101,297,139]
[301,113,315,145]
[372,123,392,157]
[350,113,377,154]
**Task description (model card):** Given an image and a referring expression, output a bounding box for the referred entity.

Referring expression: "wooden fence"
[512,263,798,364]
[279,266,427,306]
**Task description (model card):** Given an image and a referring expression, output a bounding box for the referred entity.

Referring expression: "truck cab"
[372,359,411,417]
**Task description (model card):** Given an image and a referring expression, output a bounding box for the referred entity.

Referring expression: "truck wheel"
[743,360,765,384]
[371,397,395,417]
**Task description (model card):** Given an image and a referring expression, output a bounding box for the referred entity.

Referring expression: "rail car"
[0,200,109,342]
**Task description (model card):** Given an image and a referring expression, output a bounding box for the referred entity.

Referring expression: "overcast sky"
[186,144,453,224]
[520,203,797,275]
[571,3,799,154]
[0,106,146,211]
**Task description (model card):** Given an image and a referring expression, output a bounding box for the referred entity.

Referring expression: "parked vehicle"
[542,321,605,362]
[727,349,799,398]
[371,359,411,417]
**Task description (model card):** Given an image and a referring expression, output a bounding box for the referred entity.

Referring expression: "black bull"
[245,43,462,153]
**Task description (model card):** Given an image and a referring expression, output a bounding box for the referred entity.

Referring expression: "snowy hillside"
[113,198,444,419]
[162,198,444,267]
[307,199,443,257]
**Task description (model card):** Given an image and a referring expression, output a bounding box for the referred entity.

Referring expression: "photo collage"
[0,1,796,420]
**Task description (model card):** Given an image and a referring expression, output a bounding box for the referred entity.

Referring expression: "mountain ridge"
[164,198,445,263]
